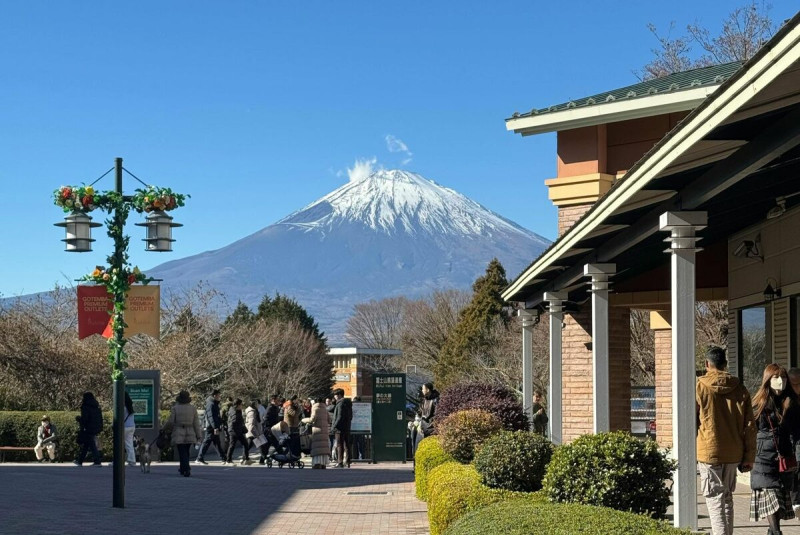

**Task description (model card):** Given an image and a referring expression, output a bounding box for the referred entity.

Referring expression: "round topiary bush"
[415,435,455,501]
[437,409,503,463]
[444,498,690,535]
[437,382,529,431]
[474,430,554,492]
[542,431,677,519]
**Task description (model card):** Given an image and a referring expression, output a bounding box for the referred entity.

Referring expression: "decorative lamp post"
[53,157,187,508]
[54,211,102,252]
[136,210,182,252]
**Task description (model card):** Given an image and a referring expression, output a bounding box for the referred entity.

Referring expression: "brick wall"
[558,204,593,236]
[654,328,672,447]
[561,304,632,442]
[609,306,631,432]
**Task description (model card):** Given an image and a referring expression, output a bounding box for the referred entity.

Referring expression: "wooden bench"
[0,446,35,463]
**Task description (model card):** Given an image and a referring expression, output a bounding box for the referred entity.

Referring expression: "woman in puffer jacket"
[749,363,800,534]
[162,390,203,477]
[245,400,267,465]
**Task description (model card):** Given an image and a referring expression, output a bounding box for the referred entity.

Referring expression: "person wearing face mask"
[696,346,756,535]
[749,363,800,535]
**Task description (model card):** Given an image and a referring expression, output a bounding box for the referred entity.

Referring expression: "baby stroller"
[267,421,304,469]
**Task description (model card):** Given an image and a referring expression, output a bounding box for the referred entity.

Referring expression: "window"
[739,305,771,395]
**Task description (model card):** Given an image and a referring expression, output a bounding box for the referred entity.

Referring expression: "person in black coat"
[196,389,224,465]
[326,396,337,463]
[749,363,800,534]
[265,395,281,429]
[74,392,103,466]
[331,389,353,468]
[225,399,251,465]
[420,383,439,438]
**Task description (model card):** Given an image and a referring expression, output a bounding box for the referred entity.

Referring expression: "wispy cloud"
[385,134,413,165]
[346,157,379,182]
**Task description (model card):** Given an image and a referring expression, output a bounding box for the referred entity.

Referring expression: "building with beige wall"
[502,12,800,530]
[329,347,402,401]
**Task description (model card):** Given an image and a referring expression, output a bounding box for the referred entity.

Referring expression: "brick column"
[561,307,594,442]
[558,204,593,236]
[609,306,631,432]
[651,311,672,448]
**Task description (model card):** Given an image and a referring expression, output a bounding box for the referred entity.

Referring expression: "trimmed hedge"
[415,436,455,501]
[474,430,553,492]
[438,409,502,463]
[0,411,173,462]
[427,461,539,535]
[543,431,676,519]
[444,499,690,535]
[437,382,529,431]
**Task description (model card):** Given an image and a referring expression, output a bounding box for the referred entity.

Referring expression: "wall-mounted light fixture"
[733,234,763,261]
[764,277,782,302]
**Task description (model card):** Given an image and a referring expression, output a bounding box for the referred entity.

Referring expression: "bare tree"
[630,309,656,386]
[345,296,409,348]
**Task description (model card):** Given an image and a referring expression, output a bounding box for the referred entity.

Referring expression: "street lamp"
[53,157,187,508]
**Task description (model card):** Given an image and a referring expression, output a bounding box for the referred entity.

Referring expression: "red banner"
[77,285,112,339]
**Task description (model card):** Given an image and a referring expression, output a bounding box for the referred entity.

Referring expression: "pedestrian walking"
[245,400,267,465]
[696,346,756,535]
[750,363,800,534]
[326,396,337,463]
[123,392,137,467]
[331,388,353,468]
[303,399,330,468]
[74,391,103,466]
[265,395,281,429]
[162,390,203,477]
[226,399,251,465]
[196,389,224,465]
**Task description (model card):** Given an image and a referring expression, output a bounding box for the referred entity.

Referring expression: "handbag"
[253,434,268,448]
[767,413,798,472]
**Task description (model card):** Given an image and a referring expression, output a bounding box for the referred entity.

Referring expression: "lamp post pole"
[111,157,125,508]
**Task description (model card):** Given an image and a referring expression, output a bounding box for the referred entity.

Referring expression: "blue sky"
[1,1,796,297]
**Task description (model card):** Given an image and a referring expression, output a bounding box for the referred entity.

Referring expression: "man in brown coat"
[696,346,756,535]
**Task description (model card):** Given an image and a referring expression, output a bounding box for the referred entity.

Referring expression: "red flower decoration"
[62,187,72,199]
[128,274,136,285]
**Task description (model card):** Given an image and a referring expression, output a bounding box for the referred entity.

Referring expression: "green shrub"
[438,409,502,463]
[427,462,538,535]
[444,499,690,535]
[543,431,677,519]
[474,430,553,492]
[415,436,455,500]
[0,410,174,462]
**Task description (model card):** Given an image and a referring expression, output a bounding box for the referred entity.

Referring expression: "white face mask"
[770,377,786,392]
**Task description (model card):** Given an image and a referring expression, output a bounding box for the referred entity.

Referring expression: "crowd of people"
[697,347,800,535]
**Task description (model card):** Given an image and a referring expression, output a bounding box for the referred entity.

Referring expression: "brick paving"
[0,461,429,535]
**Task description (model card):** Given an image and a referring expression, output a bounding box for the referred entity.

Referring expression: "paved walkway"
[0,462,428,535]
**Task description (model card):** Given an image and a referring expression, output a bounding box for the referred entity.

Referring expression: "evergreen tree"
[435,258,508,388]
[223,300,255,327]
[256,293,326,343]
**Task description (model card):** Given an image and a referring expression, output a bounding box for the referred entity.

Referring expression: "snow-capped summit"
[147,169,550,342]
[279,169,541,239]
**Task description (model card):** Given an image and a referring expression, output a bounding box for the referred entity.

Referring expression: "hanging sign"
[101,285,161,339]
[77,285,112,339]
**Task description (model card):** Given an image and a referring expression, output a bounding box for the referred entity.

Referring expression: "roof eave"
[505,86,718,136]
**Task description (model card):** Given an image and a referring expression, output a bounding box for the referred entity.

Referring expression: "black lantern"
[136,210,182,252]
[763,281,782,302]
[54,210,102,252]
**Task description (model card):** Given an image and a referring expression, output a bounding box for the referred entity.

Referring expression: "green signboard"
[372,373,406,462]
[126,379,155,428]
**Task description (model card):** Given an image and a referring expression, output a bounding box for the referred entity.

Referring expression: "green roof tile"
[508,62,742,121]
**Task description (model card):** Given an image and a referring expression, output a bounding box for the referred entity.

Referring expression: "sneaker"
[72,461,81,466]
[92,462,102,467]
[221,461,228,466]
[335,463,345,468]
[241,459,253,465]
[194,459,207,465]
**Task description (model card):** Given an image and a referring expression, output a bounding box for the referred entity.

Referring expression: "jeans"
[699,462,737,535]
[335,430,351,466]
[176,444,191,474]
[77,434,101,464]
[198,427,222,460]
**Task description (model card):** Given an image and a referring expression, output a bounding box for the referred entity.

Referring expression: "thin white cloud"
[347,157,379,182]
[385,134,413,164]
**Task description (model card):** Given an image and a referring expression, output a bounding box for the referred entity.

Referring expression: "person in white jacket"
[35,416,57,462]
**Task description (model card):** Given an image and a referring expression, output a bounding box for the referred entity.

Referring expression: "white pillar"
[660,211,706,531]
[584,263,616,434]
[544,291,567,445]
[520,310,536,426]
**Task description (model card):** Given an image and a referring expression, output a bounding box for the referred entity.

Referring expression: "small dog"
[134,435,151,473]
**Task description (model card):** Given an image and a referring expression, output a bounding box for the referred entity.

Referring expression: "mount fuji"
[147,169,550,342]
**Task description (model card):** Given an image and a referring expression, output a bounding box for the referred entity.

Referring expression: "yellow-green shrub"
[415,436,455,500]
[426,461,543,535]
[437,409,502,463]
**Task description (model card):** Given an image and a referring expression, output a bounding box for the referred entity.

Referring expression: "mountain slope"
[148,170,550,342]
